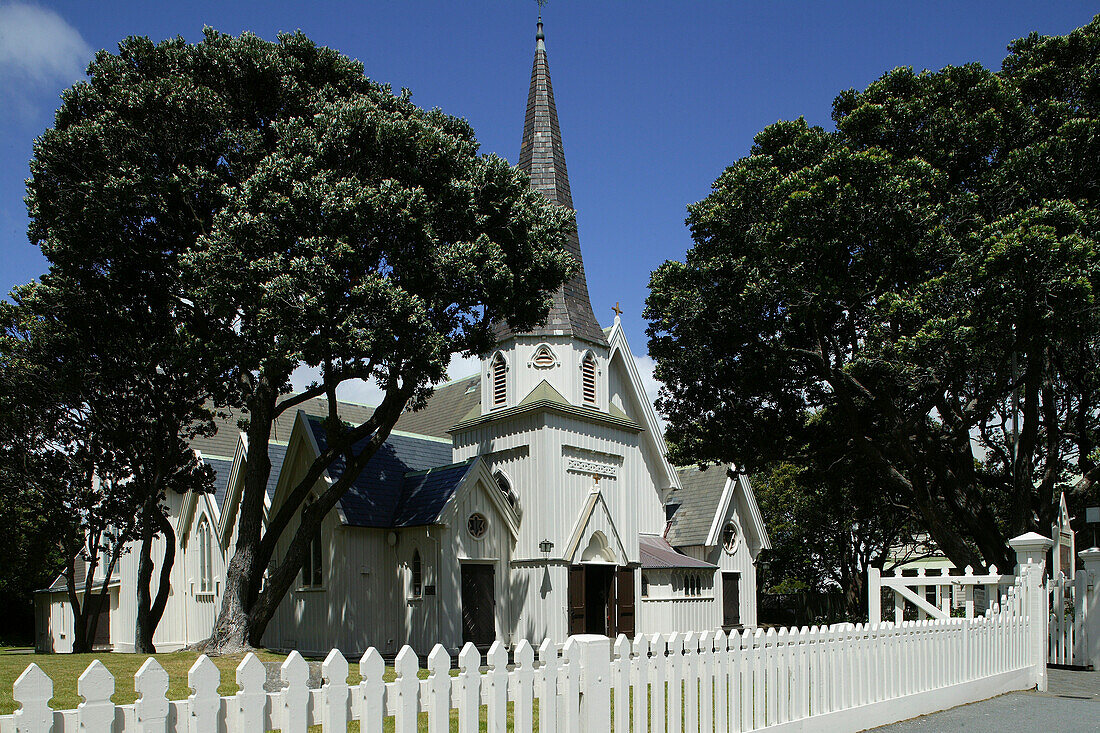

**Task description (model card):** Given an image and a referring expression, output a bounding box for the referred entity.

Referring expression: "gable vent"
[532,345,556,368]
[581,353,597,405]
[492,354,507,407]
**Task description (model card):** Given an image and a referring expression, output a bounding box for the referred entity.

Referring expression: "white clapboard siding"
[0,561,1047,733]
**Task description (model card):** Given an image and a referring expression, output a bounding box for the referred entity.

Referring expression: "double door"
[568,565,635,638]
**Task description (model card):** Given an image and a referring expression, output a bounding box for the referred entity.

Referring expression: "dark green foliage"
[647,17,1100,573]
[15,28,574,652]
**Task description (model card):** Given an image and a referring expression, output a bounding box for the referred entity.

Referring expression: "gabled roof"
[605,319,682,493]
[666,465,729,546]
[492,18,606,347]
[303,414,456,528]
[391,460,478,527]
[395,374,480,439]
[639,534,717,570]
[203,456,234,509]
[452,378,641,433]
[666,463,771,552]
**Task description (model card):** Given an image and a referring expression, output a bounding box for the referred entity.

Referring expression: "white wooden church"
[36,19,770,657]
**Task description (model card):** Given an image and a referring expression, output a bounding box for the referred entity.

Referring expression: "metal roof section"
[639,533,717,569]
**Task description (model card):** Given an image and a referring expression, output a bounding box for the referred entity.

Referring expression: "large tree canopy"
[646,17,1100,572]
[23,28,575,652]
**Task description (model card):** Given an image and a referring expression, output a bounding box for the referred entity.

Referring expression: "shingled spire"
[494,17,607,346]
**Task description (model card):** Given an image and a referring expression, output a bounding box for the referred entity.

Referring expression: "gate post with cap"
[1010,532,1053,690]
[1079,547,1100,670]
[573,634,611,729]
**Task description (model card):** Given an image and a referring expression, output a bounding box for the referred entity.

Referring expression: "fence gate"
[1048,573,1089,667]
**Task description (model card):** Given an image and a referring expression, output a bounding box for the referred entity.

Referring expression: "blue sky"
[0,1,1095,405]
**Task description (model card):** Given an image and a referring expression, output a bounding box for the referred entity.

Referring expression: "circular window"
[467,513,488,539]
[723,522,738,553]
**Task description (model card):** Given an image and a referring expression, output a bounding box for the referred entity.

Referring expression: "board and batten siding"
[637,568,719,635]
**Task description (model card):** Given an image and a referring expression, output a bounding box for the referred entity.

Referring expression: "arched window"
[411,550,423,598]
[197,517,213,593]
[641,574,649,598]
[495,471,517,509]
[723,522,739,553]
[301,496,323,588]
[581,352,597,405]
[491,353,507,407]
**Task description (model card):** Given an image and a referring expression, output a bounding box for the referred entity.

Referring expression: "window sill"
[407,596,424,604]
[195,591,216,599]
[295,586,326,593]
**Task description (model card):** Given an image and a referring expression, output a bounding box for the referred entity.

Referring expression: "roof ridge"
[403,457,476,478]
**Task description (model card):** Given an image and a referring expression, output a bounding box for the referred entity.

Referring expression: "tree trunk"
[134,519,156,653]
[206,388,276,654]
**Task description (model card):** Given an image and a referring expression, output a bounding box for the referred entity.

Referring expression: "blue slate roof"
[266,443,287,501]
[203,456,234,508]
[203,443,284,514]
[304,415,463,528]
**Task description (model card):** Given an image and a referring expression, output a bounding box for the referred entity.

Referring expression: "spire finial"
[536,0,547,41]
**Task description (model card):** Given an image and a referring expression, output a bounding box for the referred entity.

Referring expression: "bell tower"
[481,14,609,415]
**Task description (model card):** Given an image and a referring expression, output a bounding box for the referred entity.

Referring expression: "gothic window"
[411,550,423,598]
[197,517,213,593]
[301,496,323,588]
[581,352,597,405]
[532,344,556,368]
[491,353,507,407]
[641,574,649,597]
[723,522,739,553]
[495,470,518,510]
[468,513,488,539]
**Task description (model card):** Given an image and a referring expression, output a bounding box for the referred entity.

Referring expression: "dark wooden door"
[461,564,495,646]
[723,572,741,628]
[88,594,111,648]
[613,569,636,639]
[568,566,586,636]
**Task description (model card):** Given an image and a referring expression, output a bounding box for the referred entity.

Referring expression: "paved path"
[869,668,1100,732]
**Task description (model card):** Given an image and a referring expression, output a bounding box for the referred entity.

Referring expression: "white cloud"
[633,353,668,431]
[0,3,90,108]
[288,352,484,410]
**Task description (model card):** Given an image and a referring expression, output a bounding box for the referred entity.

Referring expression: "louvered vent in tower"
[492,354,507,407]
[581,352,597,405]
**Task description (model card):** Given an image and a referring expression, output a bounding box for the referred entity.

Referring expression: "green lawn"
[0,648,292,714]
[0,649,538,732]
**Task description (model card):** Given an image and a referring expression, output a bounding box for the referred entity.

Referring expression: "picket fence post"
[359,647,386,733]
[631,633,650,733]
[13,664,53,733]
[538,639,559,733]
[234,652,266,731]
[187,656,219,733]
[512,640,535,733]
[427,644,453,733]
[393,646,420,733]
[612,635,631,733]
[322,648,350,732]
[134,658,169,733]
[456,643,480,733]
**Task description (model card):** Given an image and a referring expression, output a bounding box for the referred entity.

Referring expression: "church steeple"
[494,16,607,346]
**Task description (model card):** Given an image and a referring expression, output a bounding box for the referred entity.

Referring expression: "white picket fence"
[0,563,1045,733]
[868,565,1016,623]
[1048,572,1090,667]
